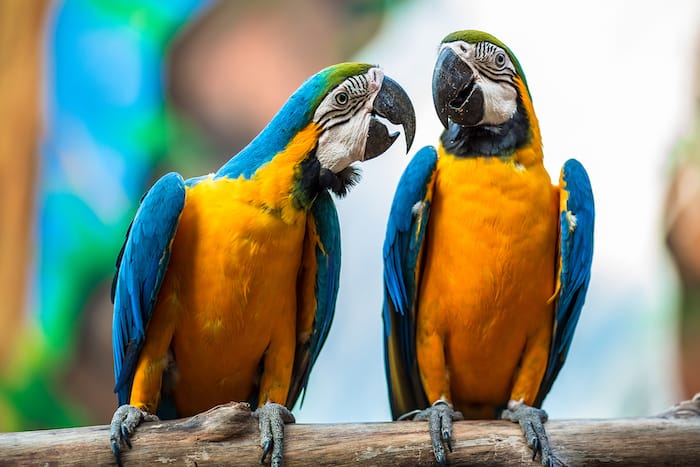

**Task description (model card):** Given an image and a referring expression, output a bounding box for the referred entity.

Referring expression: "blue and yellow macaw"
[383,30,594,466]
[110,62,415,466]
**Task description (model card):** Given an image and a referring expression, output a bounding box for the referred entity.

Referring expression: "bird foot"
[110,404,159,467]
[501,400,559,466]
[253,402,295,467]
[412,400,464,466]
[658,392,700,419]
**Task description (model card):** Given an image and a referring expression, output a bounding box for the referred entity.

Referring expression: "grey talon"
[109,404,159,466]
[254,402,295,466]
[501,402,555,466]
[413,401,462,465]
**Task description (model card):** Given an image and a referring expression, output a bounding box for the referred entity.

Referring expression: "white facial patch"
[313,68,383,173]
[479,78,517,125]
[442,41,518,126]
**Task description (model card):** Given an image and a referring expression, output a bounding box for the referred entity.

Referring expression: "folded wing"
[382,146,439,418]
[535,159,595,406]
[111,172,186,406]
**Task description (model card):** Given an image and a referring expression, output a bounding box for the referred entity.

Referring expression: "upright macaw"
[383,30,594,466]
[110,62,415,466]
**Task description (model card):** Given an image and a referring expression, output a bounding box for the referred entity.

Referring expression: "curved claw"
[413,400,464,466]
[501,401,554,466]
[444,429,452,453]
[253,402,295,466]
[109,404,159,466]
[110,441,123,467]
[260,439,272,464]
[531,432,540,460]
[121,425,132,449]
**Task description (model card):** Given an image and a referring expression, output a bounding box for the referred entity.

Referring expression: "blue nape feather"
[215,64,372,181]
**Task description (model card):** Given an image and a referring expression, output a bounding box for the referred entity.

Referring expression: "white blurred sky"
[294,0,700,423]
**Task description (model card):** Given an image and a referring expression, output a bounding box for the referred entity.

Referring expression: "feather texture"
[111,63,371,418]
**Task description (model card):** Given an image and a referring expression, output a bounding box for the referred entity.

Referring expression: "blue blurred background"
[0,0,698,430]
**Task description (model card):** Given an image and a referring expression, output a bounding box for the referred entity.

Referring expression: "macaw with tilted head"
[383,30,594,466]
[109,62,415,467]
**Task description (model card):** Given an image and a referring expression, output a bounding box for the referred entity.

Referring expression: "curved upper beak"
[432,46,483,128]
[363,76,416,161]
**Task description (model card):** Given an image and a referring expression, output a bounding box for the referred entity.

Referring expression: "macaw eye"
[495,52,506,68]
[335,92,349,106]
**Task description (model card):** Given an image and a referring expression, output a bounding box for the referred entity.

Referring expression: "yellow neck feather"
[249,122,322,212]
[513,76,543,168]
[188,123,323,225]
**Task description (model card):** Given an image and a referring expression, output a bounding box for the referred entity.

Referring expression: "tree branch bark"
[1,396,699,466]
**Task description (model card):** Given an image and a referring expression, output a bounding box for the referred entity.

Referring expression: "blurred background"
[0,0,698,430]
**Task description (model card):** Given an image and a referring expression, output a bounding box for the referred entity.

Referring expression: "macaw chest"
[417,158,558,404]
[156,183,308,411]
[168,183,308,312]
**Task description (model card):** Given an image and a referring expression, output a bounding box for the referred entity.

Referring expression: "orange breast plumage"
[416,150,558,412]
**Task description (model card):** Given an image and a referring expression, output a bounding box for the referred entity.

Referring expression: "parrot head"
[309,63,415,195]
[313,64,415,167]
[432,30,537,157]
[225,62,415,200]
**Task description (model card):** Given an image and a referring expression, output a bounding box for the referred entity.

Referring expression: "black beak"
[433,47,483,128]
[363,76,416,161]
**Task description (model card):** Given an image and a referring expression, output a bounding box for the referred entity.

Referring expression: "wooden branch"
[1,396,699,466]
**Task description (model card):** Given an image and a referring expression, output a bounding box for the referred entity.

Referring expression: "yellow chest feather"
[423,151,557,312]
[149,126,321,413]
[417,151,559,405]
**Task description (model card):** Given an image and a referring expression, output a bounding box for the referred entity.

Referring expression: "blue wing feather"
[287,190,341,408]
[535,159,594,406]
[382,146,438,418]
[112,172,186,406]
[306,191,341,373]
